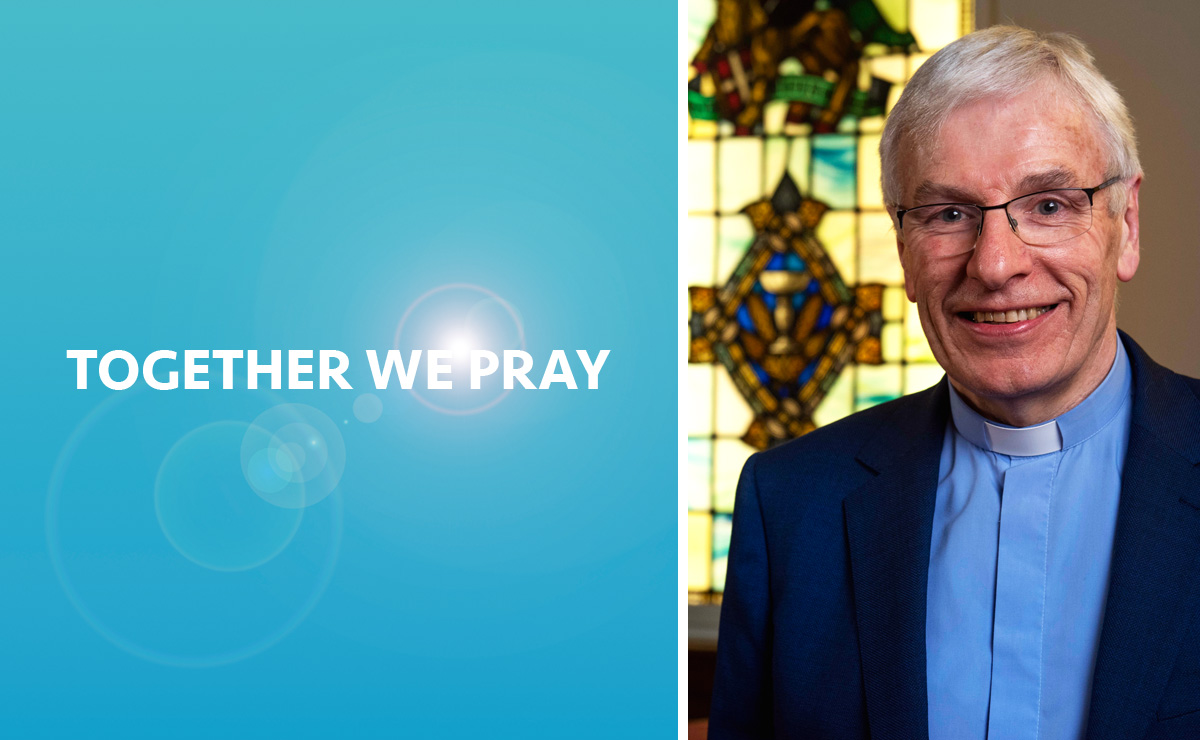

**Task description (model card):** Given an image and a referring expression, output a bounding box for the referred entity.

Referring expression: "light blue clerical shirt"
[927,336,1133,740]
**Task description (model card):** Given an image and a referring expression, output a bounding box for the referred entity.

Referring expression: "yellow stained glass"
[688,140,715,213]
[787,139,811,194]
[882,322,903,362]
[685,0,971,597]
[714,369,754,436]
[689,118,719,140]
[911,0,962,52]
[857,135,884,209]
[714,438,754,513]
[869,54,908,85]
[905,363,945,394]
[763,137,790,198]
[688,512,713,592]
[812,369,855,426]
[687,364,714,436]
[859,212,902,283]
[686,216,716,286]
[815,211,857,285]
[906,303,936,361]
[718,138,763,212]
[763,100,789,136]
[883,285,907,321]
[717,217,755,282]
[877,0,908,32]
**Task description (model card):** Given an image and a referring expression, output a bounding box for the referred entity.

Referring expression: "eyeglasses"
[895,176,1122,257]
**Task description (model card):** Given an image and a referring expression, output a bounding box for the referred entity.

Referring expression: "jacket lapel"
[1086,333,1200,739]
[843,380,948,740]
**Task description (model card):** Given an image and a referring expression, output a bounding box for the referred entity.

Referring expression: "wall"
[978,0,1200,376]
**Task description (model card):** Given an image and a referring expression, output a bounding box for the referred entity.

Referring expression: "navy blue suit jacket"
[709,332,1200,739]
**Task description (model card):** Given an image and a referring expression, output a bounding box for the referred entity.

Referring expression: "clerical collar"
[948,336,1132,457]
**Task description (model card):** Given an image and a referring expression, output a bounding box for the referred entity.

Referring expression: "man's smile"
[959,304,1058,324]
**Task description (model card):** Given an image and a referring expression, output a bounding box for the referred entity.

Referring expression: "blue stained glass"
[751,362,769,385]
[762,291,776,309]
[784,253,806,270]
[800,361,817,385]
[812,135,857,210]
[806,280,820,294]
[737,304,754,330]
[818,303,833,329]
[767,253,785,269]
[792,293,805,308]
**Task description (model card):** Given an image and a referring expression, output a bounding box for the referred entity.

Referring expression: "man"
[709,26,1200,740]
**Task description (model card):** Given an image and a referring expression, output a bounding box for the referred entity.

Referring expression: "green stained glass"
[856,364,903,410]
[712,514,733,593]
[812,136,857,210]
[688,438,713,512]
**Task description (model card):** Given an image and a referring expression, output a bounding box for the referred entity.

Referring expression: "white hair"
[880,26,1141,214]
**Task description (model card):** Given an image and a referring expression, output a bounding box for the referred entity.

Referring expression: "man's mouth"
[961,304,1056,324]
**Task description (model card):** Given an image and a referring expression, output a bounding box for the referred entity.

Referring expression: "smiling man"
[709,26,1200,740]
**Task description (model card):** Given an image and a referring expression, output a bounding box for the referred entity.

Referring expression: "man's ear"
[1117,175,1141,282]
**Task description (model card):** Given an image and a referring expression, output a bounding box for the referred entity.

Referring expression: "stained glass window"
[686,0,972,601]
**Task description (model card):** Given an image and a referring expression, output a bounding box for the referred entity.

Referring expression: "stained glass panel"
[686,0,969,602]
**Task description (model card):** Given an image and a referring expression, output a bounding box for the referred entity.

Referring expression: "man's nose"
[965,207,1033,290]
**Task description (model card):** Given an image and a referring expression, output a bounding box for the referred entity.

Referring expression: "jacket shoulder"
[747,385,943,497]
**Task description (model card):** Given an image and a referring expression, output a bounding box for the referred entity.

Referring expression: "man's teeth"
[971,306,1051,324]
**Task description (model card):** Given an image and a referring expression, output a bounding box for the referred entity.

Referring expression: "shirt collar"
[948,335,1132,457]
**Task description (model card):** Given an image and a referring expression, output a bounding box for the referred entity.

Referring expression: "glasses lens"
[1009,189,1093,245]
[901,204,981,256]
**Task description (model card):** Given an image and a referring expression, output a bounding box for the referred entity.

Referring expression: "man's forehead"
[900,89,1106,204]
[912,167,1083,205]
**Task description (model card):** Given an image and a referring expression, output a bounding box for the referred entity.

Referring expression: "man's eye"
[1034,199,1062,215]
[936,207,965,222]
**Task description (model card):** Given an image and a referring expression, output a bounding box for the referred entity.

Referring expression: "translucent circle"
[392,283,526,415]
[353,393,383,423]
[46,390,343,668]
[241,404,345,509]
[155,422,304,572]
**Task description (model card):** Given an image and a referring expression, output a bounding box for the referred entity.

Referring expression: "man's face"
[895,87,1141,423]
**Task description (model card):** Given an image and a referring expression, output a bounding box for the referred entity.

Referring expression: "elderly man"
[709,26,1200,740]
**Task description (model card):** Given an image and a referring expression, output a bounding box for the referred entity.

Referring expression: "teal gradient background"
[1,3,676,737]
